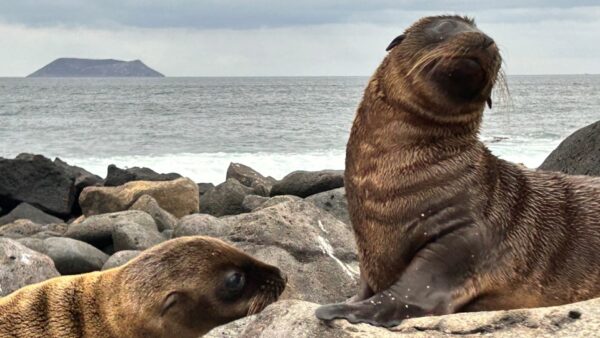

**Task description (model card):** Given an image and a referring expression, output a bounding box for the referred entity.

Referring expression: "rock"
[306,188,350,225]
[79,177,199,218]
[241,195,269,212]
[27,58,165,78]
[0,153,76,216]
[197,182,215,196]
[161,229,174,240]
[0,219,66,239]
[104,164,181,187]
[270,170,344,198]
[16,238,47,254]
[208,297,599,337]
[112,222,165,251]
[173,214,230,238]
[0,238,60,296]
[53,158,103,214]
[199,179,253,216]
[39,237,109,275]
[129,194,178,231]
[101,250,141,270]
[64,210,157,248]
[254,195,302,211]
[539,121,600,176]
[0,202,64,226]
[226,163,276,196]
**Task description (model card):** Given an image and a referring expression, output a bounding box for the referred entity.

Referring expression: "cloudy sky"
[1,1,599,76]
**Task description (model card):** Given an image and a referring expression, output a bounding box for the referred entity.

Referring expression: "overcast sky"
[1,1,599,76]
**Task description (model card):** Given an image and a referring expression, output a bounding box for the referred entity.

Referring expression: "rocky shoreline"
[1,120,599,337]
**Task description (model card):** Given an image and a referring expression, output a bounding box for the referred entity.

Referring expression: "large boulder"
[102,250,141,270]
[0,154,76,216]
[79,177,199,218]
[253,195,302,212]
[241,195,270,212]
[227,163,276,196]
[270,170,344,198]
[53,158,104,215]
[539,121,600,176]
[0,202,64,226]
[173,214,230,238]
[37,237,109,275]
[129,194,177,231]
[199,178,253,216]
[306,188,350,225]
[0,238,60,296]
[64,210,157,248]
[0,219,66,239]
[208,298,597,337]
[104,164,181,187]
[112,221,165,251]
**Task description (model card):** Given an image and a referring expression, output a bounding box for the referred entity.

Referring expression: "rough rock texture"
[112,221,165,251]
[40,237,109,275]
[0,154,75,216]
[173,214,230,238]
[0,219,66,239]
[197,183,215,196]
[270,170,344,198]
[104,164,181,187]
[129,194,177,231]
[539,120,600,176]
[64,210,157,248]
[101,250,141,270]
[208,298,598,338]
[0,238,60,296]
[0,202,64,226]
[79,177,199,218]
[242,195,270,212]
[253,195,302,212]
[306,188,350,225]
[227,163,276,196]
[199,178,253,216]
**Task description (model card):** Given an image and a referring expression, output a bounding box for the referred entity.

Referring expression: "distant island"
[27,58,164,78]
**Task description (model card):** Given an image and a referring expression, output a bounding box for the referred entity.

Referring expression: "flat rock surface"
[271,170,344,198]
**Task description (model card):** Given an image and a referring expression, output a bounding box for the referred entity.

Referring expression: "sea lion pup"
[0,236,286,338]
[316,15,600,327]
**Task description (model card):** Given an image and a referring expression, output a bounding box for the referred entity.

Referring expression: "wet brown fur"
[346,15,600,312]
[0,236,285,338]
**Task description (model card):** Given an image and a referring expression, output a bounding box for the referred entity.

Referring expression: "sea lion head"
[381,15,502,119]
[114,236,286,337]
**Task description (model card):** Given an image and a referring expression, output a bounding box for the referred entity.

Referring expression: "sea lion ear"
[386,34,405,51]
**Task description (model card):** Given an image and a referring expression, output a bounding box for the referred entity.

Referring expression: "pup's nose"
[482,34,495,48]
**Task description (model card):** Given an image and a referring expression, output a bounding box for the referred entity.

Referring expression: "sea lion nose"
[481,34,495,48]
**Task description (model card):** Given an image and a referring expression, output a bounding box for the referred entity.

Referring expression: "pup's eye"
[225,271,246,293]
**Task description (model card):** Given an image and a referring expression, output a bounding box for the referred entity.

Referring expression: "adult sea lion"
[0,236,286,337]
[316,15,600,327]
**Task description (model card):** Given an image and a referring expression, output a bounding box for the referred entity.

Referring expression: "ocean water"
[0,76,599,184]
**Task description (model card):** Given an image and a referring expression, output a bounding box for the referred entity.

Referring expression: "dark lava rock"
[173,214,230,238]
[0,154,76,216]
[104,164,182,187]
[197,183,215,196]
[226,163,276,196]
[112,221,165,251]
[41,237,109,275]
[54,158,103,215]
[270,170,344,198]
[539,121,600,176]
[129,194,178,231]
[0,202,64,226]
[27,58,164,78]
[102,250,141,270]
[0,238,60,296]
[241,195,269,212]
[305,188,350,225]
[199,179,253,216]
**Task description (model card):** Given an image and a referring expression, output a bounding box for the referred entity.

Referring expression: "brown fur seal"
[0,236,286,337]
[316,15,600,327]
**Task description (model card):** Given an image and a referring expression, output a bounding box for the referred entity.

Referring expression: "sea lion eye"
[224,271,246,293]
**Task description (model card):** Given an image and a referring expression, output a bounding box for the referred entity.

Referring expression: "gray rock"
[42,237,109,275]
[0,238,60,296]
[0,202,64,226]
[64,210,157,248]
[270,170,344,198]
[253,195,302,212]
[226,162,276,196]
[53,157,103,214]
[101,250,141,270]
[104,164,181,187]
[306,188,350,225]
[173,214,230,238]
[0,219,66,239]
[15,238,47,253]
[539,120,600,176]
[241,195,269,212]
[199,178,254,216]
[161,229,174,240]
[112,221,165,251]
[197,182,215,196]
[129,194,178,231]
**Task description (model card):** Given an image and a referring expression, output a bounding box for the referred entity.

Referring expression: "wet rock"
[199,178,253,216]
[102,250,141,270]
[0,238,60,296]
[241,195,269,212]
[112,221,165,251]
[173,214,230,238]
[104,164,181,186]
[40,237,109,275]
[306,188,350,225]
[253,195,302,212]
[270,170,344,198]
[129,194,177,231]
[0,219,66,239]
[64,210,157,248]
[79,177,199,218]
[0,153,76,216]
[539,121,600,176]
[0,202,64,226]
